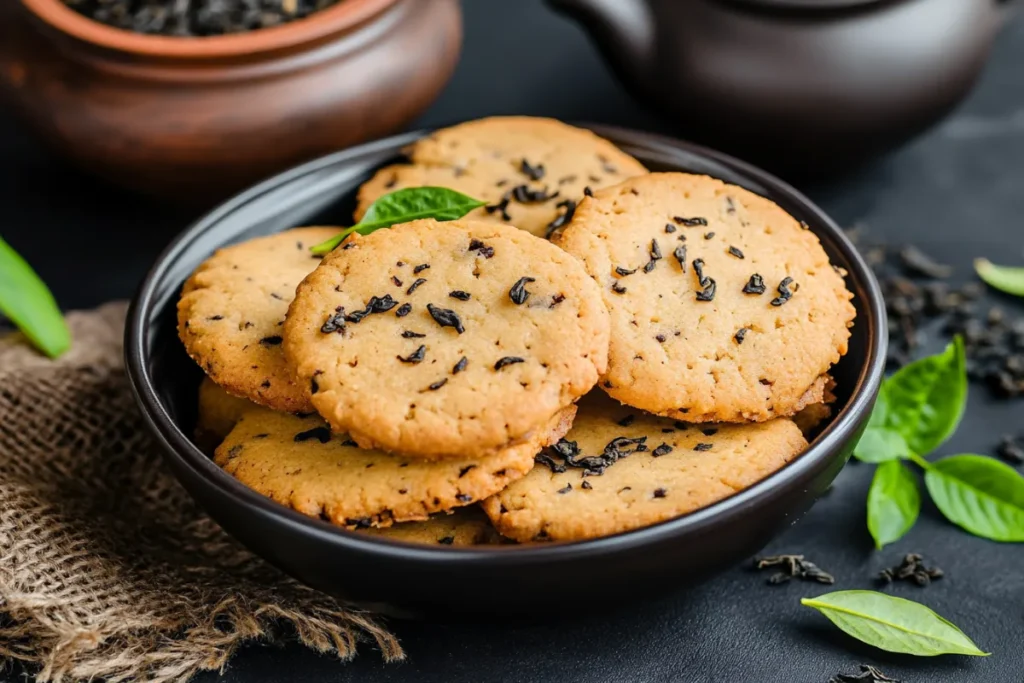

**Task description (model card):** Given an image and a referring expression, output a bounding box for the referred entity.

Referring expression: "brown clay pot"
[0,0,462,203]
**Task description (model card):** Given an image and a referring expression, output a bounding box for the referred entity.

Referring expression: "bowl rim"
[125,123,887,564]
[19,0,399,59]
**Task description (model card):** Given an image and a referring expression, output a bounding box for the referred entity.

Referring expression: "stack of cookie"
[179,117,855,546]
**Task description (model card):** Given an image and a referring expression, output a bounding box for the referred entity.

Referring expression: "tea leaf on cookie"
[311,187,486,254]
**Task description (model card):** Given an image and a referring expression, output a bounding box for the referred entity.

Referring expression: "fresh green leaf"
[881,337,967,456]
[854,427,911,463]
[924,455,1024,542]
[866,382,890,430]
[0,236,69,358]
[312,225,360,254]
[356,186,487,231]
[867,460,921,549]
[801,590,988,657]
[311,187,486,254]
[975,258,1024,297]
[855,385,905,463]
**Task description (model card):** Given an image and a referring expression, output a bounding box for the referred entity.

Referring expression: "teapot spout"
[547,0,654,82]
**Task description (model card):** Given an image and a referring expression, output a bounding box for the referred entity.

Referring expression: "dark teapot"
[549,0,1016,176]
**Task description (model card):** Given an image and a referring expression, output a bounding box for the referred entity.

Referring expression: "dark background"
[4,1,1024,681]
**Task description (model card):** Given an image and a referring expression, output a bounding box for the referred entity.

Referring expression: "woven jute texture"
[0,303,402,682]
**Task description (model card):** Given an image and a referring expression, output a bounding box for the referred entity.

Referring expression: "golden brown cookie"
[558,173,855,423]
[215,404,575,529]
[357,117,647,239]
[178,227,340,413]
[482,393,808,542]
[194,376,256,451]
[793,376,837,436]
[360,507,504,546]
[283,218,609,459]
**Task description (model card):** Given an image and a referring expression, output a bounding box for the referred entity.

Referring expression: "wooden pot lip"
[19,0,400,58]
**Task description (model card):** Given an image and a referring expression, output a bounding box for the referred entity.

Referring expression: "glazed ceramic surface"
[0,0,461,203]
[549,0,1016,175]
[125,126,886,618]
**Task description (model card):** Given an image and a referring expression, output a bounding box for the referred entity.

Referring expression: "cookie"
[357,117,647,239]
[360,507,504,546]
[482,392,808,542]
[283,218,609,459]
[793,376,837,436]
[558,173,855,422]
[215,404,576,529]
[195,376,255,450]
[178,227,340,413]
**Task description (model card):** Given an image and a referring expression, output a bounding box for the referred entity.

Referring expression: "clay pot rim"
[19,0,400,58]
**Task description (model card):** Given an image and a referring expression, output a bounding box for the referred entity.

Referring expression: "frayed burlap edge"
[0,303,403,682]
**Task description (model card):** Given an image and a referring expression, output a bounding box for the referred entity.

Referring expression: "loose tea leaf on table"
[878,553,944,587]
[311,187,487,254]
[801,590,988,657]
[0,236,69,358]
[854,338,966,463]
[975,258,1024,297]
[753,554,834,585]
[867,460,921,549]
[882,336,967,456]
[923,454,1024,542]
[829,664,901,683]
[854,386,910,464]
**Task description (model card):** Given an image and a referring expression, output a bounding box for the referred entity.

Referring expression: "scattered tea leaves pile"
[846,227,1024,398]
[62,0,343,36]
[877,553,943,588]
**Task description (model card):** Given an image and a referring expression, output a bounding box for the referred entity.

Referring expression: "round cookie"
[558,172,855,423]
[357,117,647,239]
[178,227,340,413]
[194,376,256,451]
[793,376,836,437]
[360,507,504,546]
[482,393,808,543]
[215,405,576,529]
[284,218,609,459]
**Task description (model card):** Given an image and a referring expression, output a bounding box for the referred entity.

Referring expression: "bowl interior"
[133,125,884,555]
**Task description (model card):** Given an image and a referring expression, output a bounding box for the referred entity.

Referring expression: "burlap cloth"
[0,303,402,682]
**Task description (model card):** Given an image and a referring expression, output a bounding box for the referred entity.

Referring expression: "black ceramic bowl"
[126,125,886,618]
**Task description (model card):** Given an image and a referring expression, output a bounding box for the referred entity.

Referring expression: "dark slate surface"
[3,1,1023,681]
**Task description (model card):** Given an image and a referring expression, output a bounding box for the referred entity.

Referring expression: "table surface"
[4,1,1024,681]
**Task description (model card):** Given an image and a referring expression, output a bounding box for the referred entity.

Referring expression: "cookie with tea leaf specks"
[357,117,647,239]
[481,392,808,543]
[557,172,855,423]
[215,404,576,529]
[178,227,341,413]
[360,507,506,546]
[793,376,836,437]
[283,218,609,460]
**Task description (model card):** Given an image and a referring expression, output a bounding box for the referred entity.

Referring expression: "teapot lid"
[725,0,888,9]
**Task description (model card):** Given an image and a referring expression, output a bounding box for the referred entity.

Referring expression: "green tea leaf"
[882,337,966,456]
[867,460,920,549]
[801,590,988,657]
[924,455,1024,542]
[311,187,486,254]
[0,236,69,358]
[854,427,911,464]
[975,258,1024,297]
